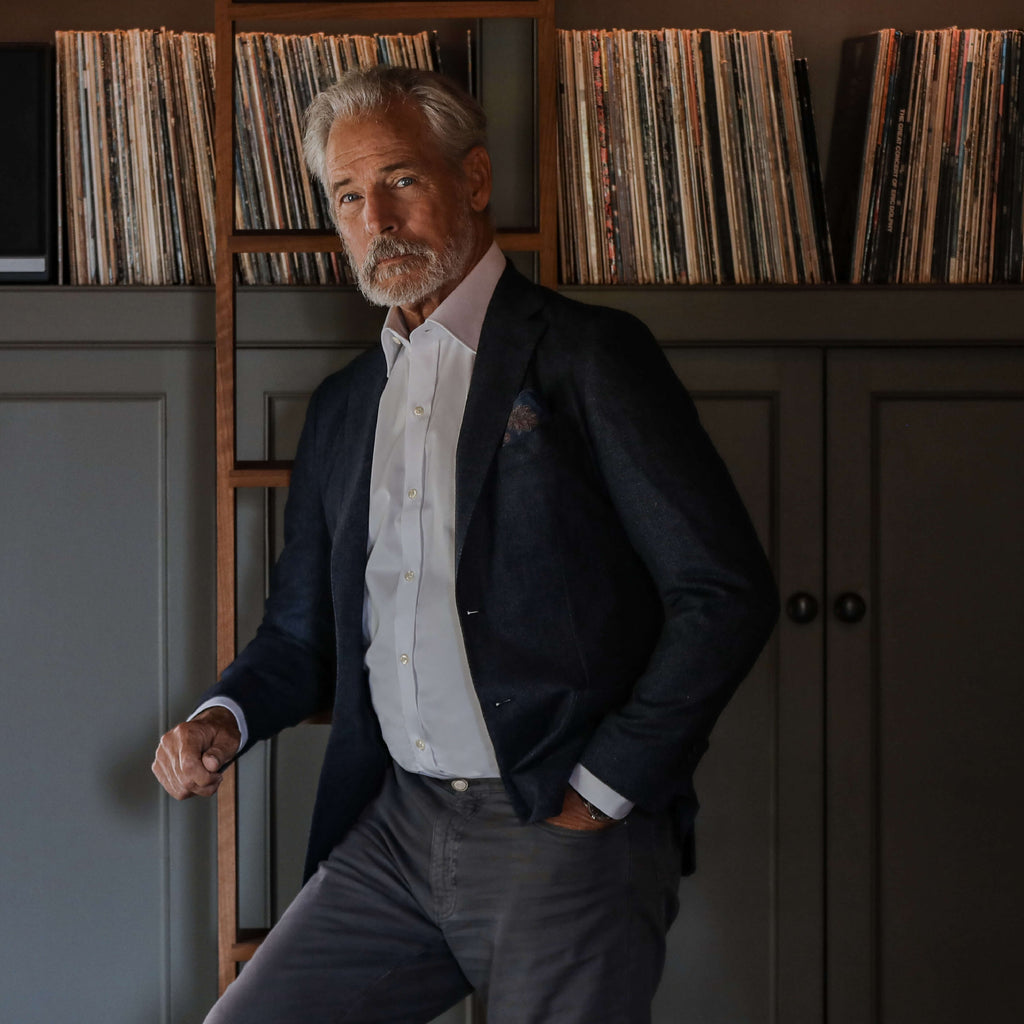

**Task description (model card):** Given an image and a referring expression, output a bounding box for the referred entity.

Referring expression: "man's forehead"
[326,106,436,173]
[329,102,429,146]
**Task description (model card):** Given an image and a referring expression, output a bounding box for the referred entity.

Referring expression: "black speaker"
[0,43,55,283]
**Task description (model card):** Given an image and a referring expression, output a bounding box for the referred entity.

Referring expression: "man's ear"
[462,145,493,212]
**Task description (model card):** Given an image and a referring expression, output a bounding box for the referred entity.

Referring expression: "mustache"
[362,236,434,278]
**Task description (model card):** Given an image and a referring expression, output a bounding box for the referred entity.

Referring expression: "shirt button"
[450,779,469,793]
[399,653,410,665]
[404,570,416,582]
[415,739,426,751]
[407,488,418,500]
[413,405,424,416]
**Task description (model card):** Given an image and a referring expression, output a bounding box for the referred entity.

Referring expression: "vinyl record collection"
[827,27,1024,283]
[556,28,834,285]
[54,24,1024,288]
[55,29,438,285]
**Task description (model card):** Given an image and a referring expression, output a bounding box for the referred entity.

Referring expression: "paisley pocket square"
[502,389,545,446]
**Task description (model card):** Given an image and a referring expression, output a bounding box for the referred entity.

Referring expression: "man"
[153,66,778,1023]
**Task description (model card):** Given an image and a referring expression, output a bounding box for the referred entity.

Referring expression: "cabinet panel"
[231,348,362,929]
[0,348,216,1024]
[827,350,1024,1024]
[656,348,823,1024]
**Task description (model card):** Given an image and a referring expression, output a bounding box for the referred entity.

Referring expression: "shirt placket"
[395,326,440,771]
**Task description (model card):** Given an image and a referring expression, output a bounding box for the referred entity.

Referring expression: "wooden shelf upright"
[212,0,558,993]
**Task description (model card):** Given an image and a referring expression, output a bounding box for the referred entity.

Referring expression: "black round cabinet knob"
[786,592,819,624]
[833,592,867,624]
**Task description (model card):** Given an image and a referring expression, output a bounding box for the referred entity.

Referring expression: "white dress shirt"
[361,242,504,778]
[195,242,632,818]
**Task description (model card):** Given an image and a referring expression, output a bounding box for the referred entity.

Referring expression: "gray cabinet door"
[655,348,824,1024]
[826,349,1024,1024]
[0,346,217,1024]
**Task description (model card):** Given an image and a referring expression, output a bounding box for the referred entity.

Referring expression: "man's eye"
[339,192,360,205]
[395,176,415,188]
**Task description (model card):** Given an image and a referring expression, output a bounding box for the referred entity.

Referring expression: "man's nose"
[363,190,397,236]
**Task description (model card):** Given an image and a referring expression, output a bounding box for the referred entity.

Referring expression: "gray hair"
[303,65,488,189]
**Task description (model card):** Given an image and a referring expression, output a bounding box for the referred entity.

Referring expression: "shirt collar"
[378,241,506,377]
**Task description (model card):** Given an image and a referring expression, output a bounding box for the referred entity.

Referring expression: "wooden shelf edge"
[227,228,542,254]
[229,230,338,254]
[496,230,543,252]
[230,929,271,962]
[230,461,294,488]
[224,1,548,20]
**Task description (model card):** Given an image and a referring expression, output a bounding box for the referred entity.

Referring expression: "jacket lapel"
[326,350,386,557]
[455,263,547,569]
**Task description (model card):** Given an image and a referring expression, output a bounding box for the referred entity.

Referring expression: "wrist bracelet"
[581,796,615,823]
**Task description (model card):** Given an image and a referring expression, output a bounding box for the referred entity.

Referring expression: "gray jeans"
[206,762,682,1024]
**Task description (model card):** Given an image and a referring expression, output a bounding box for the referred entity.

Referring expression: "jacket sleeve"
[195,383,337,755]
[572,310,779,809]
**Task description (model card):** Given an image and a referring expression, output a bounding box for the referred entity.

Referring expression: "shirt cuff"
[188,697,249,752]
[569,763,635,820]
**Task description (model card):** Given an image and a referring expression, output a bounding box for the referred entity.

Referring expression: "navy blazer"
[203,263,779,881]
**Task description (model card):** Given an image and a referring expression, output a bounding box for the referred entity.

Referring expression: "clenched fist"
[152,706,241,800]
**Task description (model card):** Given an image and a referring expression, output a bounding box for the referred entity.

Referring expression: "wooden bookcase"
[211,0,558,992]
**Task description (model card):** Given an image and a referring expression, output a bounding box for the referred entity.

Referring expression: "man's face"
[324,102,490,315]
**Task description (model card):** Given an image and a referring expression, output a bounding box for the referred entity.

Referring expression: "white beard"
[345,205,477,309]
